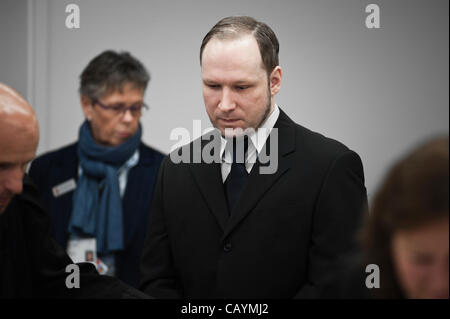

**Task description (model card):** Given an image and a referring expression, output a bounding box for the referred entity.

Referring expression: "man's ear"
[81,96,93,121]
[269,66,282,97]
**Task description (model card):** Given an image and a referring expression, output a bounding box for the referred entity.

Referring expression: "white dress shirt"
[220,104,280,183]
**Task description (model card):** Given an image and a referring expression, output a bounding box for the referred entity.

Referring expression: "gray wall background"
[0,0,28,99]
[1,0,448,200]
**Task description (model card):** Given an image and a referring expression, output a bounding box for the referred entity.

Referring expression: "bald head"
[0,83,39,214]
[0,83,38,129]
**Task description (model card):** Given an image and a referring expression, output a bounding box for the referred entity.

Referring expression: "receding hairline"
[199,17,280,77]
[200,33,269,76]
[200,30,256,64]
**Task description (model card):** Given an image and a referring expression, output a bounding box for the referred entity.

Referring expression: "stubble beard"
[255,85,273,130]
[210,84,273,136]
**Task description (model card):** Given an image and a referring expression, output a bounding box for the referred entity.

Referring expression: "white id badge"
[66,237,97,266]
[52,179,77,197]
[95,258,109,275]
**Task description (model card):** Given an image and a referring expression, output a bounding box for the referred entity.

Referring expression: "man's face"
[201,35,281,136]
[82,83,144,147]
[0,120,38,214]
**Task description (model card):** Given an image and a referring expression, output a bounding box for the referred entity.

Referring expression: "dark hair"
[360,136,449,298]
[200,16,279,75]
[79,50,150,100]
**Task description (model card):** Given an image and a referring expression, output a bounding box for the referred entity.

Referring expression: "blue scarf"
[69,121,141,254]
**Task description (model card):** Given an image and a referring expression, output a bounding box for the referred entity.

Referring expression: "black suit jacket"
[28,142,164,288]
[140,109,367,298]
[0,176,149,298]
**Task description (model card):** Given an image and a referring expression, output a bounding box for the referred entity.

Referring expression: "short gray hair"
[79,50,150,100]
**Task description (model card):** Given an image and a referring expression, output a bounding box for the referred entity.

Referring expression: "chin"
[217,124,248,136]
[220,127,243,138]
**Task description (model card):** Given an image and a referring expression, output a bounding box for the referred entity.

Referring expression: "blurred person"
[363,136,449,299]
[29,50,165,288]
[0,82,148,298]
[320,136,449,299]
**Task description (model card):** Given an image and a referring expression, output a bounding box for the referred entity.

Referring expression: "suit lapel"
[188,110,297,235]
[222,110,296,240]
[189,162,229,232]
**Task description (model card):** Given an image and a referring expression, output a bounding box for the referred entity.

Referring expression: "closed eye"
[0,163,14,171]
[0,161,31,173]
[206,84,220,89]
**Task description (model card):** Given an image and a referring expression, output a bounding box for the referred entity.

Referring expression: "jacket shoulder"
[278,109,353,158]
[16,175,47,215]
[29,143,78,185]
[293,123,353,158]
[31,142,78,167]
[139,143,166,165]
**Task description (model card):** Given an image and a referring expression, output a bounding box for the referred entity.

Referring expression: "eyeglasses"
[93,99,149,116]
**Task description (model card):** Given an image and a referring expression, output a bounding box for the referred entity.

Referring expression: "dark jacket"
[29,142,165,288]
[140,109,368,298]
[0,175,149,298]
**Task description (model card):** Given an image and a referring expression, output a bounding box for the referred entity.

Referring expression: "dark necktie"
[225,137,249,214]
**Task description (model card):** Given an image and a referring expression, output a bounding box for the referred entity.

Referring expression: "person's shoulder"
[139,142,166,165]
[280,109,354,158]
[155,134,212,173]
[20,175,44,204]
[11,175,47,219]
[32,142,78,167]
[29,142,78,183]
[301,125,351,155]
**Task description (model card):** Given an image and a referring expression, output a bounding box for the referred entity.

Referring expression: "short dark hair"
[79,50,150,100]
[360,136,449,298]
[200,16,280,75]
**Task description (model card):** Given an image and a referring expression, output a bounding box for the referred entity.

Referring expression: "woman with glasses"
[29,50,165,289]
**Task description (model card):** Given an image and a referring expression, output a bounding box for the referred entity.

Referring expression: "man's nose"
[5,167,24,195]
[218,88,236,112]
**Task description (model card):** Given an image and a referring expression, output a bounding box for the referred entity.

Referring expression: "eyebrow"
[0,162,15,170]
[202,79,217,84]
[233,80,253,85]
[203,79,253,85]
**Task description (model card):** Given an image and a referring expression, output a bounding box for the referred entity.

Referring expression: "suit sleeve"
[139,157,183,298]
[294,150,368,298]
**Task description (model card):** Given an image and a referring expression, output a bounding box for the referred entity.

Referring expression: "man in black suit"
[140,16,368,298]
